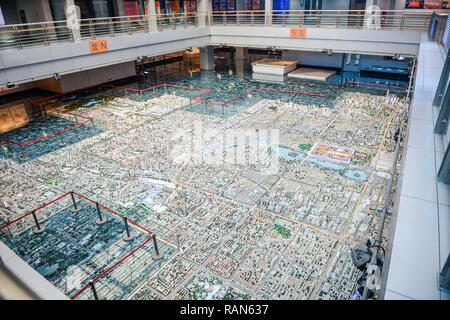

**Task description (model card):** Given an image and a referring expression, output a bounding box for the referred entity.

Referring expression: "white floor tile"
[411,99,433,121]
[401,146,437,202]
[386,195,440,300]
[407,118,434,151]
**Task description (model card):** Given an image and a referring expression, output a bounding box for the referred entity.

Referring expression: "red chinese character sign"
[90,40,108,54]
[290,28,307,38]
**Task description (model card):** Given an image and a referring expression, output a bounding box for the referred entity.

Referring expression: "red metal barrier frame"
[0,87,96,150]
[0,191,153,300]
[1,82,329,150]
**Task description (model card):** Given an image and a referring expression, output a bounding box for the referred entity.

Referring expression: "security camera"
[53,73,61,80]
[6,82,15,88]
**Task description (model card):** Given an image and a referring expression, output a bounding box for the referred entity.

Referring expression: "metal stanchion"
[123,217,134,241]
[58,131,66,146]
[70,191,81,213]
[89,280,99,300]
[20,145,28,161]
[95,202,107,225]
[31,211,45,234]
[152,234,164,260]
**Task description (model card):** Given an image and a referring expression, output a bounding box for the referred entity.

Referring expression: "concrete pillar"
[40,0,54,22]
[265,0,272,27]
[40,0,57,41]
[236,0,244,24]
[146,0,157,32]
[235,47,248,78]
[0,0,20,25]
[200,46,214,70]
[65,0,81,42]
[15,0,54,23]
[112,0,125,16]
[394,0,407,10]
[197,0,212,27]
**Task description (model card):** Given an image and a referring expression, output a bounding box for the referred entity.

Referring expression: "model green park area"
[298,143,313,151]
[273,224,291,238]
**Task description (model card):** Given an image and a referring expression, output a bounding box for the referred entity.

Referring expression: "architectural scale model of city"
[0,73,407,300]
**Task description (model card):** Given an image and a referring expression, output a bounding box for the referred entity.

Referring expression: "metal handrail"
[0,10,435,50]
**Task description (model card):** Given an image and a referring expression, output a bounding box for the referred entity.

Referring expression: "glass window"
[183,0,197,13]
[49,0,67,21]
[273,0,290,11]
[165,0,181,14]
[124,0,140,17]
[213,0,236,11]
[244,0,264,10]
[155,0,163,15]
[92,0,110,18]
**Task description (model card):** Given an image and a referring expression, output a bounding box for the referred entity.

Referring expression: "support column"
[146,0,158,32]
[265,0,272,27]
[236,0,244,25]
[112,0,125,16]
[40,0,54,22]
[197,0,212,27]
[200,46,214,70]
[234,47,248,78]
[39,0,57,41]
[65,0,81,42]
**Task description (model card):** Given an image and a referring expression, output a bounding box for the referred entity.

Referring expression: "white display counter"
[252,58,298,76]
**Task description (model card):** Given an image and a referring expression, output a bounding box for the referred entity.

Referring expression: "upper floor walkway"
[0,10,445,87]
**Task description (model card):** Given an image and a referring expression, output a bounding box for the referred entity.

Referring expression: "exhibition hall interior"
[0,0,449,301]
